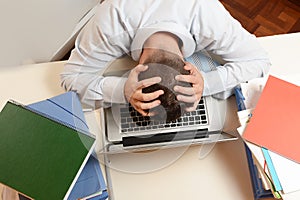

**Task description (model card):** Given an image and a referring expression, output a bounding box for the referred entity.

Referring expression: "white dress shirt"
[61,0,270,108]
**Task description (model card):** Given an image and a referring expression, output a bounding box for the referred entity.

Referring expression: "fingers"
[175,62,202,84]
[175,85,200,112]
[130,89,164,116]
[175,74,198,85]
[130,99,161,116]
[125,64,160,102]
[137,76,162,90]
[174,85,194,96]
[134,89,164,102]
[124,64,165,116]
[176,93,199,103]
[132,64,148,74]
[130,98,162,117]
[185,102,199,112]
[174,84,202,113]
[174,62,204,112]
[183,62,195,71]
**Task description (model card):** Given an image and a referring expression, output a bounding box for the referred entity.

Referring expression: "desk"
[0,33,299,200]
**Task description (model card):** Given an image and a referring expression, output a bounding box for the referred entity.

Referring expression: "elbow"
[60,72,77,93]
[60,73,70,92]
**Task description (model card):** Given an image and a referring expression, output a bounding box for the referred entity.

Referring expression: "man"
[124,31,204,120]
[61,0,270,116]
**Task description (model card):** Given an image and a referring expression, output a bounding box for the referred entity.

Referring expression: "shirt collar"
[131,22,195,61]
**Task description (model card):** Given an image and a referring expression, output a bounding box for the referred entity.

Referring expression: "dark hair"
[138,49,193,122]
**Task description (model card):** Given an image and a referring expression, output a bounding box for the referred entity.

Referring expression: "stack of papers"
[237,75,300,200]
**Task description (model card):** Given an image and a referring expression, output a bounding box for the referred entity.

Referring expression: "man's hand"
[124,64,164,116]
[174,62,204,112]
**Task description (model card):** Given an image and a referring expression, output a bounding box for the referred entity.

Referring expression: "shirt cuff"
[201,70,226,96]
[101,76,127,104]
[201,68,236,99]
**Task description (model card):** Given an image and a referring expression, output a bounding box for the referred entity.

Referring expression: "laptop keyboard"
[120,98,208,133]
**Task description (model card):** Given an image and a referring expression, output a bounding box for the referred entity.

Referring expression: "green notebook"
[0,101,95,200]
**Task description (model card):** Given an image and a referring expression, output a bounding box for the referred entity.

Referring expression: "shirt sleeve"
[195,0,271,99]
[60,4,132,108]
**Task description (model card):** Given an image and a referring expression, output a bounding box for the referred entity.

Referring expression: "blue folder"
[24,92,108,200]
[261,148,282,192]
[234,87,273,200]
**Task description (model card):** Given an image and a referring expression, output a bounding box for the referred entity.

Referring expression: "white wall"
[0,0,99,67]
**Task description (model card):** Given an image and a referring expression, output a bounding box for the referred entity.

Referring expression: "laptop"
[99,55,237,153]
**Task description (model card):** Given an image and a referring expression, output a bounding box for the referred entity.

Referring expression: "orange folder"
[243,75,300,163]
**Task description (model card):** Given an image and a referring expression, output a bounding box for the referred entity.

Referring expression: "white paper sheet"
[269,151,300,194]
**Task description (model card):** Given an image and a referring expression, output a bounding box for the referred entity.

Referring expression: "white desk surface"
[0,32,299,200]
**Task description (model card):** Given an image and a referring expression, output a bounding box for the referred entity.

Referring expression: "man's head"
[138,49,193,122]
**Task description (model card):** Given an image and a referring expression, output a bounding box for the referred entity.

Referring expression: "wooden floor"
[220,0,300,37]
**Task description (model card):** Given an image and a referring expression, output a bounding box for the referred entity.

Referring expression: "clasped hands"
[124,62,204,116]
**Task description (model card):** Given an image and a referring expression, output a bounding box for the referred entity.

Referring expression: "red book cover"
[243,75,300,163]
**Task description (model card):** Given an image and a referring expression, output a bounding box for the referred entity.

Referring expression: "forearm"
[101,76,127,104]
[60,67,128,108]
[201,58,271,99]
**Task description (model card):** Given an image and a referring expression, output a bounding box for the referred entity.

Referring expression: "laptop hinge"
[122,128,211,147]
